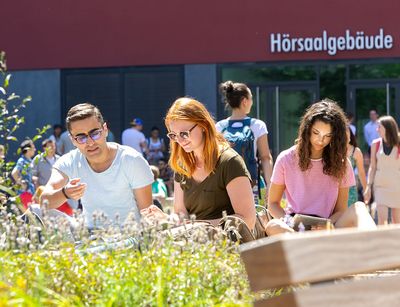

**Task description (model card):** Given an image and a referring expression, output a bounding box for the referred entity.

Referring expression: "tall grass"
[0,213,253,306]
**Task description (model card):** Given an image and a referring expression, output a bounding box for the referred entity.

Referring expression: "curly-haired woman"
[266,99,376,235]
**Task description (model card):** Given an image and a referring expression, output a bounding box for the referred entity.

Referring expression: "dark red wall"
[3,0,399,70]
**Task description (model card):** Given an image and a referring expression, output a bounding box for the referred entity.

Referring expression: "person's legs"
[376,204,389,225]
[334,201,376,229]
[390,208,400,224]
[265,218,295,236]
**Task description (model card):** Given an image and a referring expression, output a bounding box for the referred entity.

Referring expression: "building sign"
[270,29,394,56]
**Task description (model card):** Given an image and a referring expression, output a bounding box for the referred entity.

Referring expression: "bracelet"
[61,186,70,199]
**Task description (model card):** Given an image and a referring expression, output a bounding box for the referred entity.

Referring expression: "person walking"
[216,81,273,203]
[364,115,400,225]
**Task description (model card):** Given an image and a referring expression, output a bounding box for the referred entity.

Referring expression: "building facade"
[3,0,400,156]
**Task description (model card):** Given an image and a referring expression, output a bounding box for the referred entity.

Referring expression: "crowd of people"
[5,80,400,241]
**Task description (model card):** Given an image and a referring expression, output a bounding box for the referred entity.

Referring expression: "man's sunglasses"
[72,128,103,144]
[167,124,197,141]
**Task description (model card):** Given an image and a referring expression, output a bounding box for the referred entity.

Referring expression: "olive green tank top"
[175,148,251,220]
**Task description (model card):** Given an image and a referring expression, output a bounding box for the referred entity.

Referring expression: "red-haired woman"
[142,97,256,231]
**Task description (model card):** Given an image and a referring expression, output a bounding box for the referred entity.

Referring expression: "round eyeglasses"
[73,128,103,144]
[167,124,198,141]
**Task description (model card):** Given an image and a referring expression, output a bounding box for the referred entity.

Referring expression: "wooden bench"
[240,225,400,307]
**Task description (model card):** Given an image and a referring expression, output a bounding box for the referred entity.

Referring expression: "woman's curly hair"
[296,99,348,180]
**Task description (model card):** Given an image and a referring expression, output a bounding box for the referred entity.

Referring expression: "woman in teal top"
[346,126,367,206]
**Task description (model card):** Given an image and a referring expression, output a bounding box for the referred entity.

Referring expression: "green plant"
[0,219,253,306]
[0,51,50,208]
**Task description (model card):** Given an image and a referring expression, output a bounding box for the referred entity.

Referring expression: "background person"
[59,129,76,155]
[121,118,148,156]
[363,109,379,154]
[364,115,400,225]
[32,138,59,188]
[150,165,167,209]
[142,97,256,231]
[49,124,64,155]
[146,126,166,165]
[157,158,174,197]
[346,127,367,206]
[12,139,36,195]
[266,100,376,236]
[346,112,356,136]
[216,80,273,202]
[32,138,73,216]
[41,103,154,228]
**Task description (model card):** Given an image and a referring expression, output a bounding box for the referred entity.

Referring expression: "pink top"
[271,146,355,218]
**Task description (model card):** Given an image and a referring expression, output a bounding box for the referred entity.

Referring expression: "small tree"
[0,51,50,210]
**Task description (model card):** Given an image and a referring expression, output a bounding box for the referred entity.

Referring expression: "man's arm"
[41,168,69,209]
[133,184,153,211]
[41,169,86,209]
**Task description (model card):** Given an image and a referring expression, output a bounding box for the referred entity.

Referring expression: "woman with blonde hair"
[142,97,256,231]
[364,115,400,224]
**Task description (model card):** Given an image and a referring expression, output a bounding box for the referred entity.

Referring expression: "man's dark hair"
[20,139,33,154]
[66,103,104,131]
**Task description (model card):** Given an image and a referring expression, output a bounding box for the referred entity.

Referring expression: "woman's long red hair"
[165,98,228,178]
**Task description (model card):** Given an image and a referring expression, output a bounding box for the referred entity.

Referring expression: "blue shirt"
[15,155,35,194]
[363,120,379,146]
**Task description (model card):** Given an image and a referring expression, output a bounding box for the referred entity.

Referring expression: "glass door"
[348,82,400,153]
[250,83,317,158]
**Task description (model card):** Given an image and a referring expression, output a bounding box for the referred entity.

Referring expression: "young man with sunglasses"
[41,103,154,228]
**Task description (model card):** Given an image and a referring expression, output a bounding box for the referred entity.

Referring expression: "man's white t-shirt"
[54,143,153,228]
[121,128,146,155]
[215,117,268,157]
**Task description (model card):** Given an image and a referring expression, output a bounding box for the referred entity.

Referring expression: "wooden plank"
[240,225,400,292]
[255,274,400,307]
